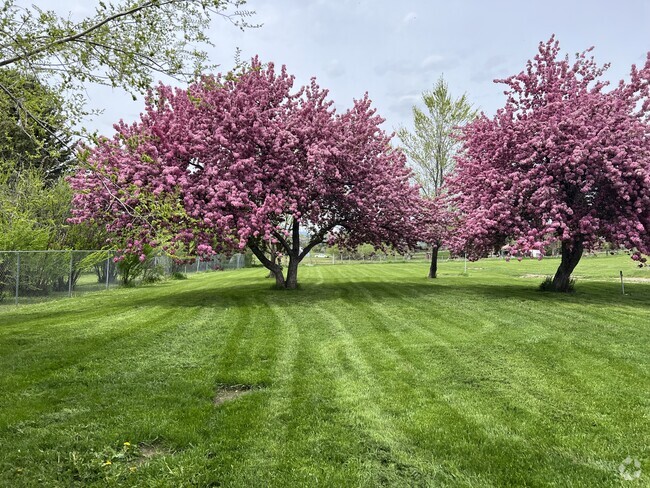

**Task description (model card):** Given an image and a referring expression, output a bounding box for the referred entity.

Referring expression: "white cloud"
[397,94,421,104]
[34,0,650,136]
[401,11,417,25]
[420,55,445,70]
[387,93,421,119]
[470,55,510,83]
[324,59,345,78]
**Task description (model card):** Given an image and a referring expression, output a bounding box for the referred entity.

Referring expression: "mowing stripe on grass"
[0,258,648,486]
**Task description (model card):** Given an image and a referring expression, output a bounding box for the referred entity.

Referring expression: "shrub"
[539,276,576,293]
[116,245,163,286]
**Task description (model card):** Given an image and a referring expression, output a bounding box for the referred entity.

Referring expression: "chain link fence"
[0,250,246,306]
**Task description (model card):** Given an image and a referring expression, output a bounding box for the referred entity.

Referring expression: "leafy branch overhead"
[0,0,257,128]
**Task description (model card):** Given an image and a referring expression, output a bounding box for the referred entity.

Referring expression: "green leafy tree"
[397,76,476,278]
[0,169,115,295]
[0,170,71,250]
[0,0,256,144]
[0,68,73,179]
[0,0,256,262]
[0,68,107,251]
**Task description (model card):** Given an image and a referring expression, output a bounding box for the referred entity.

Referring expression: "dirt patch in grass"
[135,442,171,465]
[140,445,164,459]
[213,384,263,406]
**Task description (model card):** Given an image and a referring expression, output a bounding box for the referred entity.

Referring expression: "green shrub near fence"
[0,250,246,305]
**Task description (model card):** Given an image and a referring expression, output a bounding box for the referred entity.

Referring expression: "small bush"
[566,278,577,292]
[117,246,165,286]
[171,271,187,280]
[539,276,576,292]
[141,273,164,285]
[538,276,553,291]
[141,263,165,284]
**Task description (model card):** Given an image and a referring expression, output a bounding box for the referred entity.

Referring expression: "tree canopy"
[0,0,255,254]
[397,76,475,199]
[69,59,424,288]
[448,37,650,291]
[0,0,255,141]
[0,68,73,179]
[0,170,84,250]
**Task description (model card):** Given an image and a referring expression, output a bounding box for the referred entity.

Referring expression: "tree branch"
[0,0,178,68]
[299,224,337,260]
[247,238,280,271]
[271,228,291,254]
[291,216,300,256]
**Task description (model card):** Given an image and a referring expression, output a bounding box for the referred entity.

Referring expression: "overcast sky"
[55,0,650,136]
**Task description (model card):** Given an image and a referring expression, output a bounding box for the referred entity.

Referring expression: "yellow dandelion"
[103,460,112,466]
[123,441,131,447]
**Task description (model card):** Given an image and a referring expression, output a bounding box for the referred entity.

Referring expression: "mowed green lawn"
[1,256,649,487]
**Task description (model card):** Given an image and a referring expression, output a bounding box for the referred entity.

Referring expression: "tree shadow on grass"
[2,275,649,327]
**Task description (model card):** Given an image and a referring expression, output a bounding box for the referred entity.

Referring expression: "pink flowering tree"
[70,59,424,289]
[447,37,650,292]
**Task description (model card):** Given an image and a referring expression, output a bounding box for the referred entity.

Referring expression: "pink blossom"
[447,37,650,287]
[69,57,424,288]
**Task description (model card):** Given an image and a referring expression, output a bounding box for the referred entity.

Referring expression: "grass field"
[1,255,649,486]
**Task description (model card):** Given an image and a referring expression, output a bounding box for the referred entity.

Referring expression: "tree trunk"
[281,217,302,289]
[428,243,439,279]
[247,218,304,290]
[271,267,286,288]
[266,248,281,279]
[551,240,583,292]
[285,255,299,289]
[248,217,331,290]
[248,240,286,289]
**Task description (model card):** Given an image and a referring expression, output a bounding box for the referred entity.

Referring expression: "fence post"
[68,252,73,297]
[15,252,19,306]
[105,254,110,290]
[196,257,200,273]
[620,270,625,295]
